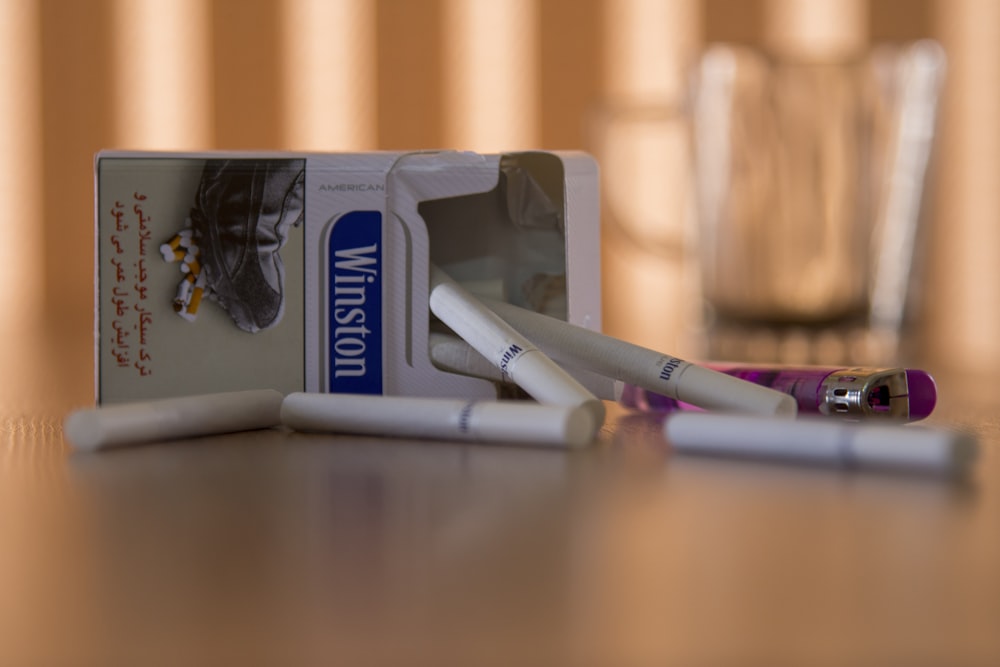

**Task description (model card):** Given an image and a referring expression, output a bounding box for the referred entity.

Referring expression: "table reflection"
[1,326,998,663]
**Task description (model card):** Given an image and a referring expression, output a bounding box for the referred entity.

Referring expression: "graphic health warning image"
[97,157,306,403]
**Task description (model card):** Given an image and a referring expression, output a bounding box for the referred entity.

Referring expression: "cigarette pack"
[94,150,601,403]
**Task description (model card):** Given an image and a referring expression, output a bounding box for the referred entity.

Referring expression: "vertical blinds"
[1,0,996,370]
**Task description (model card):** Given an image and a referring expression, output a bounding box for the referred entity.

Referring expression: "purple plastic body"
[903,370,937,419]
[620,365,937,421]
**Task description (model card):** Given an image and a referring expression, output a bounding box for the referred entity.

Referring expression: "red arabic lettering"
[107,191,156,379]
[111,258,126,283]
[112,320,131,346]
[111,202,127,231]
[138,229,151,256]
[112,347,131,367]
[137,323,149,345]
[134,206,151,229]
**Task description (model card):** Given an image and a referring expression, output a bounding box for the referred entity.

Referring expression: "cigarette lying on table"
[428,264,605,432]
[664,412,977,475]
[63,389,285,452]
[481,298,797,417]
[65,390,599,452]
[281,392,596,447]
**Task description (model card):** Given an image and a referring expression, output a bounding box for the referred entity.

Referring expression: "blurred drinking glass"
[691,40,945,365]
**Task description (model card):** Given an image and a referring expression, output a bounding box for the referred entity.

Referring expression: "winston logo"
[658,357,683,383]
[328,211,382,394]
[498,344,524,378]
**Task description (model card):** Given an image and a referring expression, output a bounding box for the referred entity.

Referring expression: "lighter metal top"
[819,368,910,419]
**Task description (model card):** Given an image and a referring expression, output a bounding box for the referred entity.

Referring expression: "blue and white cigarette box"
[94,150,601,404]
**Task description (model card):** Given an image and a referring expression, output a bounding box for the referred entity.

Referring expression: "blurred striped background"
[1,0,997,379]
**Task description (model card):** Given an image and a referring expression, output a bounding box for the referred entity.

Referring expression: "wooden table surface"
[2,325,998,666]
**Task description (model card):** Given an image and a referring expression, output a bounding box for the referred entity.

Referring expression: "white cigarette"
[281,392,596,448]
[664,413,977,475]
[63,389,284,452]
[428,331,504,382]
[482,298,796,417]
[159,243,177,262]
[428,331,620,400]
[428,265,605,431]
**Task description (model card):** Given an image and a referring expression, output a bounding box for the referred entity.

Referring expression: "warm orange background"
[3,0,997,389]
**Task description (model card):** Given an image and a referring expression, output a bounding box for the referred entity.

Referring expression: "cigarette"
[428,331,505,382]
[160,243,185,262]
[281,392,596,448]
[482,298,796,417]
[181,256,201,275]
[63,389,285,452]
[428,331,620,400]
[180,272,209,320]
[428,265,605,431]
[179,286,204,320]
[173,272,195,311]
[160,231,194,258]
[664,413,977,475]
